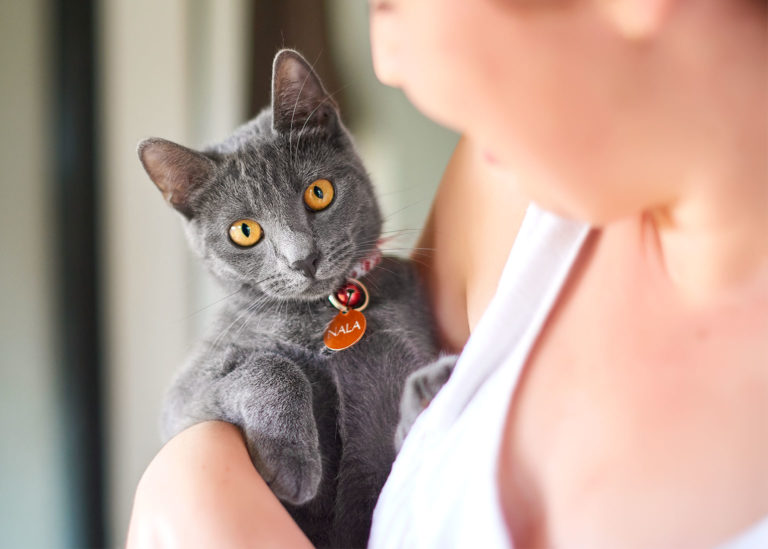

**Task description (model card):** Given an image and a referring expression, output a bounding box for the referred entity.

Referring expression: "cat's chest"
[228,292,419,355]
[216,258,434,378]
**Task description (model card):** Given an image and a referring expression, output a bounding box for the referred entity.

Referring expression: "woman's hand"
[126,421,313,549]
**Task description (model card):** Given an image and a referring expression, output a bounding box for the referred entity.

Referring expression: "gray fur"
[138,50,442,548]
[395,353,458,451]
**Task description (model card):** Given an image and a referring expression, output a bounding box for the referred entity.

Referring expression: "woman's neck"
[631,0,768,306]
[644,143,768,306]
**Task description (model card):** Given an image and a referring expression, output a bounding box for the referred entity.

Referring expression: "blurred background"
[0,0,458,547]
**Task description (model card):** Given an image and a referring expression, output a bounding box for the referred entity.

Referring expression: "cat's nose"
[290,251,319,279]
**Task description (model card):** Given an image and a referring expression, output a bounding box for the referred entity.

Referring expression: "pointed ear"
[271,49,339,134]
[137,138,215,218]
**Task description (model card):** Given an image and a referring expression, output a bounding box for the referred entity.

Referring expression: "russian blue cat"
[138,49,451,547]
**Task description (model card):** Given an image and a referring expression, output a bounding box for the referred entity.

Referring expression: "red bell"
[336,283,362,308]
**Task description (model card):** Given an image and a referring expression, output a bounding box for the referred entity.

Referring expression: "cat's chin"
[257,275,346,302]
[296,276,347,301]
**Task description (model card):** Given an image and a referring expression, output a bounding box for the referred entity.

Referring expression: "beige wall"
[99,0,251,543]
[0,0,68,547]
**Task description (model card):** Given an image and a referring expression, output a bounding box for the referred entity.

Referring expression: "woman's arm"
[126,421,312,549]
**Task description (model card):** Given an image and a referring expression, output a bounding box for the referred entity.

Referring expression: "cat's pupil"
[241,223,250,237]
[313,186,323,199]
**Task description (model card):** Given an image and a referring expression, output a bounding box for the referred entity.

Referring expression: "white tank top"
[368,203,768,549]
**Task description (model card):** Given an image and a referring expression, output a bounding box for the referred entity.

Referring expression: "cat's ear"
[137,138,215,219]
[271,49,339,134]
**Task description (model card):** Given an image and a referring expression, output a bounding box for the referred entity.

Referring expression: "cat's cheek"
[183,222,208,259]
[206,256,240,282]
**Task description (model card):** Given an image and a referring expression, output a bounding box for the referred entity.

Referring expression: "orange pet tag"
[323,308,367,351]
[324,278,370,351]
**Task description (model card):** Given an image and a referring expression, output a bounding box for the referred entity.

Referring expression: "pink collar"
[346,246,382,279]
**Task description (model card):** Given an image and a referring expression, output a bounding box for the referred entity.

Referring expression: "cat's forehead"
[226,142,329,185]
[206,143,335,216]
[210,109,347,175]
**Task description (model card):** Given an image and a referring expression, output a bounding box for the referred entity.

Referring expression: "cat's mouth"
[253,270,345,301]
[298,276,348,301]
[305,246,381,299]
[257,246,381,302]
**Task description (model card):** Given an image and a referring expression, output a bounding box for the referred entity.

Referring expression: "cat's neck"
[221,246,384,312]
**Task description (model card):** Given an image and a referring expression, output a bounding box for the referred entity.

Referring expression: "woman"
[127,0,768,547]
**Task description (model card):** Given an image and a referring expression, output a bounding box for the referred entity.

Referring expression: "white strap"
[423,203,589,432]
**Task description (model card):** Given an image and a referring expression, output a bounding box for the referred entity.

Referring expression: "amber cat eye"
[304,179,334,211]
[229,219,262,247]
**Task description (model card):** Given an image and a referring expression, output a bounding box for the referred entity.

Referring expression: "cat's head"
[138,49,382,301]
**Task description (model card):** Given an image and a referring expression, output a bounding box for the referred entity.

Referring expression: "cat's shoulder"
[370,255,421,286]
[364,255,428,313]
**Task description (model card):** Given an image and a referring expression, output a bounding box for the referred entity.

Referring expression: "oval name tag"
[323,308,367,351]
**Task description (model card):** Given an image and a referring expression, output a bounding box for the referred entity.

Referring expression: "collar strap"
[347,246,382,279]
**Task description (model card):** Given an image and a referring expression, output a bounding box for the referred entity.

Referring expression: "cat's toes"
[394,417,413,452]
[404,354,457,410]
[395,354,458,451]
[272,450,322,505]
[254,444,323,505]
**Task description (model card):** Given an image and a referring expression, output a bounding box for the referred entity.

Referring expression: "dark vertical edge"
[248,0,343,117]
[51,0,106,546]
[248,0,282,115]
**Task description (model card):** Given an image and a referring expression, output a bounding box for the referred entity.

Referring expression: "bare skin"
[126,421,313,549]
[369,0,768,543]
[419,138,768,549]
[412,136,529,350]
[499,220,768,548]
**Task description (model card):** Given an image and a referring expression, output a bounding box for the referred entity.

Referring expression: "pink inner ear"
[282,57,306,87]
[141,143,177,199]
[271,50,339,133]
[275,57,324,110]
[138,138,213,217]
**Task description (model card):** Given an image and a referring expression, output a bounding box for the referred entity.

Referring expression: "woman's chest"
[498,231,768,548]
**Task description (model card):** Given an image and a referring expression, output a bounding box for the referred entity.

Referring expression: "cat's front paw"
[395,354,458,451]
[269,448,323,505]
[246,437,323,505]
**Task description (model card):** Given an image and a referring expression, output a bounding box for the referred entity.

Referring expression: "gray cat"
[138,49,448,547]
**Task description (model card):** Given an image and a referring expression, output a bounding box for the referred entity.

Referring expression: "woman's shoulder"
[413,135,530,352]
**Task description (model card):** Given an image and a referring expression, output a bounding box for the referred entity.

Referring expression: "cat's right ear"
[271,49,339,135]
[137,138,215,219]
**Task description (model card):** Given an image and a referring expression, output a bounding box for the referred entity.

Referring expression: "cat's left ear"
[271,49,340,134]
[137,137,216,219]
